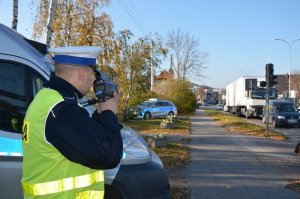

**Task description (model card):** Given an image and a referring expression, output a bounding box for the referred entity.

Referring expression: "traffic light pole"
[265,64,270,137]
[265,84,270,137]
[263,63,278,137]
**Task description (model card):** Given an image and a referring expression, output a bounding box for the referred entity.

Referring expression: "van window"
[0,62,26,133]
[0,61,45,134]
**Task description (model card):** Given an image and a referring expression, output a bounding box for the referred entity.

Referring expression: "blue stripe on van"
[0,136,23,156]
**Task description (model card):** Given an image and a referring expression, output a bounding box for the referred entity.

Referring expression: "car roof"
[270,100,294,105]
[144,99,172,103]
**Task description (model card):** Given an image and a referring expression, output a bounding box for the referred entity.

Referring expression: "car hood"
[276,111,300,117]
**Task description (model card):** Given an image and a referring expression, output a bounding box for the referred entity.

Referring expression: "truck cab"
[0,23,170,199]
[226,77,277,119]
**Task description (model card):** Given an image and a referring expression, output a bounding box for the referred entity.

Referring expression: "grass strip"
[124,118,190,134]
[205,110,286,140]
[153,143,190,170]
[171,186,190,199]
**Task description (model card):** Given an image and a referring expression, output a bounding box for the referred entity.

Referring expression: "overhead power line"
[117,0,151,34]
[125,0,151,33]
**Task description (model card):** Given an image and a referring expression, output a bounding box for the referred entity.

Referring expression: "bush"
[154,79,196,114]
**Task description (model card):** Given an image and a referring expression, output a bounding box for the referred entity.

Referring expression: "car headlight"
[278,116,285,119]
[121,125,151,162]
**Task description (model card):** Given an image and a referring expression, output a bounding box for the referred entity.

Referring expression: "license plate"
[288,119,297,124]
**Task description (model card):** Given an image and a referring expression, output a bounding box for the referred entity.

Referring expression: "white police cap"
[48,46,101,67]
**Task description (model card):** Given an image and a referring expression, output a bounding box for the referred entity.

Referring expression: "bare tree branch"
[167,28,208,82]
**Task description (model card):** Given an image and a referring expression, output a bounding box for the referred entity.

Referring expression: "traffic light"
[270,73,278,87]
[260,81,266,87]
[265,63,278,87]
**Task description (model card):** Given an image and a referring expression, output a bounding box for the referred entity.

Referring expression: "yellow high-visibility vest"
[22,88,104,199]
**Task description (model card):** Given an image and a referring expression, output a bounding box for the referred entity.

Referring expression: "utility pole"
[150,66,154,91]
[150,41,155,91]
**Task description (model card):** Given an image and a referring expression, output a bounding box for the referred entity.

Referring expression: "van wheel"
[144,112,151,120]
[272,119,278,128]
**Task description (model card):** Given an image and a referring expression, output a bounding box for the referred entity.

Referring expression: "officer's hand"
[96,92,120,114]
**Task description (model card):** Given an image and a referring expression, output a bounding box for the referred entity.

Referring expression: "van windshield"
[251,88,277,99]
[251,91,265,99]
[275,104,297,112]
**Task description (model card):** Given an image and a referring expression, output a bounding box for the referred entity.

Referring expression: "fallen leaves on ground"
[153,143,190,170]
[285,179,300,192]
[205,110,286,141]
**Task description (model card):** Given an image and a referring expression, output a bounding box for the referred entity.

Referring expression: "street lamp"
[274,38,300,98]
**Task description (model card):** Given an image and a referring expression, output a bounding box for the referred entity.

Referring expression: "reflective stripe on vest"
[22,170,104,196]
[76,190,104,199]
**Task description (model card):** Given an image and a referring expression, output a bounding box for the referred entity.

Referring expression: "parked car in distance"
[263,100,300,128]
[216,104,223,110]
[130,99,177,120]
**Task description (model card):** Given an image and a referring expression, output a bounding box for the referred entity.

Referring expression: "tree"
[32,0,111,47]
[196,86,206,104]
[167,28,208,82]
[114,30,167,120]
[32,0,116,75]
[46,0,57,48]
[12,0,19,30]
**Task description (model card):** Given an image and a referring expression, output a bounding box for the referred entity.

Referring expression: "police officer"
[22,46,123,198]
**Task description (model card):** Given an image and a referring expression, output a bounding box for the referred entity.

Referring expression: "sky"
[1,0,300,89]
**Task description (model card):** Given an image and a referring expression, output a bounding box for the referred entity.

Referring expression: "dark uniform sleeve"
[45,103,123,170]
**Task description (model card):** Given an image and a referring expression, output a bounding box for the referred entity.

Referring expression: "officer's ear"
[78,67,88,82]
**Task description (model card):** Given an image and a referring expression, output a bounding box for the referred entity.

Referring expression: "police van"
[0,23,170,199]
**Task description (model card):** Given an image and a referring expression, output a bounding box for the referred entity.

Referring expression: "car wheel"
[144,112,151,120]
[168,111,174,117]
[272,118,278,128]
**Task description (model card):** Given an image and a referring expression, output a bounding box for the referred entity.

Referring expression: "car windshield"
[275,104,297,112]
[140,101,153,107]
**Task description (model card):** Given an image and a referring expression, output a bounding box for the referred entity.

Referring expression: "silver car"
[130,99,177,120]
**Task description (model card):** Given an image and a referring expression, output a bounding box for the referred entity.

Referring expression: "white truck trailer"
[226,76,276,118]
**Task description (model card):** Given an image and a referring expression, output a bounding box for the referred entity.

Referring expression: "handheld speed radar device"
[93,68,118,102]
[83,68,118,106]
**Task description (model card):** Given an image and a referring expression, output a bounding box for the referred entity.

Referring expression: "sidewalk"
[187,109,300,199]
